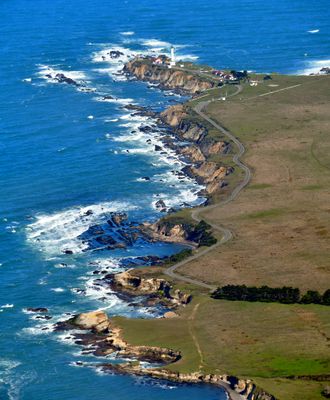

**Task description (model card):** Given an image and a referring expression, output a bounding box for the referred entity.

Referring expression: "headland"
[55,54,330,400]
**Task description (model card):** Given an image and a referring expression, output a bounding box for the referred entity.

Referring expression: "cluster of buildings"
[152,47,177,68]
[212,69,249,84]
[211,70,238,83]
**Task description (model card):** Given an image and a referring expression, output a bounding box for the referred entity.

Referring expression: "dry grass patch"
[178,75,330,292]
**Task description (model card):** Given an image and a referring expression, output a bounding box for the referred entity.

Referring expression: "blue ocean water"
[0,1,329,399]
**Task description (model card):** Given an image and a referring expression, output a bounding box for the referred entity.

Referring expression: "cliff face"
[184,162,234,194]
[159,104,232,193]
[160,105,208,143]
[144,219,217,248]
[108,271,192,306]
[123,59,233,196]
[124,58,215,94]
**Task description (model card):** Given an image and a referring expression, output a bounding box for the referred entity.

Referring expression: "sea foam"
[26,201,137,257]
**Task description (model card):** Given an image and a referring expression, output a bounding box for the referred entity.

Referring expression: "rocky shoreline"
[123,56,217,94]
[122,56,235,196]
[46,54,275,400]
[56,310,275,400]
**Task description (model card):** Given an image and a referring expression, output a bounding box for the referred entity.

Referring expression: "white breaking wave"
[50,287,65,293]
[120,31,135,36]
[36,64,87,83]
[298,59,330,75]
[93,95,134,105]
[0,360,36,400]
[91,46,141,81]
[140,38,198,61]
[91,39,198,83]
[141,39,172,48]
[21,322,55,336]
[71,276,159,318]
[1,303,14,309]
[26,201,137,257]
[307,29,319,33]
[88,258,124,274]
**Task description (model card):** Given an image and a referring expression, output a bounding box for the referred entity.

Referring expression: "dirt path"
[245,83,301,100]
[164,85,251,290]
[188,303,204,371]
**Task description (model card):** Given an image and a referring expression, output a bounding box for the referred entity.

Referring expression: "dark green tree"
[322,289,330,305]
[300,290,322,304]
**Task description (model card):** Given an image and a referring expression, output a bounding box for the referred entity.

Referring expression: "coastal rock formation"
[109,270,170,295]
[143,218,217,247]
[26,307,48,313]
[99,363,276,400]
[124,57,216,94]
[180,145,206,162]
[122,104,156,118]
[45,72,82,87]
[56,312,181,363]
[59,310,275,399]
[200,139,231,156]
[160,105,207,143]
[160,104,230,155]
[123,59,234,197]
[107,270,192,306]
[158,104,233,193]
[160,104,187,127]
[77,212,152,252]
[184,162,233,194]
[72,311,111,333]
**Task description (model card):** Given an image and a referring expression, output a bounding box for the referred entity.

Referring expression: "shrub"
[188,220,217,247]
[166,249,192,264]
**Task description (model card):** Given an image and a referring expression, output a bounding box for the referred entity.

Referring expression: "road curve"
[164,87,251,290]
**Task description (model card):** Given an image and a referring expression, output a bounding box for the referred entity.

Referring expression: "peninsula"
[64,55,330,400]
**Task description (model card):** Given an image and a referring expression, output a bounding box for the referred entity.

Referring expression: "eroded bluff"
[123,57,215,94]
[160,104,233,194]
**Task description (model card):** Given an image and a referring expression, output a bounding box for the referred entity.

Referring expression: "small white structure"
[170,46,176,67]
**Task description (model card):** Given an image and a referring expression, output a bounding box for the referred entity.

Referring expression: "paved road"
[164,86,251,291]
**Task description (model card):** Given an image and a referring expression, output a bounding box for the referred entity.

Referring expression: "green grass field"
[114,71,330,400]
[114,296,330,399]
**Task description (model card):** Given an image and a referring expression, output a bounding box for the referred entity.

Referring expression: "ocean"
[0,0,329,399]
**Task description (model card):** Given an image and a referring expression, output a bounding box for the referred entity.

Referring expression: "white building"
[170,46,176,67]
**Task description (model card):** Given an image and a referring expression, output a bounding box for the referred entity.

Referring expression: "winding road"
[164,85,251,290]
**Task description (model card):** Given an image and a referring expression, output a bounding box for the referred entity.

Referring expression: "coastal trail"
[188,303,204,371]
[164,85,251,290]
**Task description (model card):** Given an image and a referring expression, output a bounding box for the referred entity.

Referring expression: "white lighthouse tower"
[170,46,176,68]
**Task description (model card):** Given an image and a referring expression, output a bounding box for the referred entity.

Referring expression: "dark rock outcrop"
[26,307,48,313]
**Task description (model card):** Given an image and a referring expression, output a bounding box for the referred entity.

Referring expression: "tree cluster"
[211,285,330,305]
